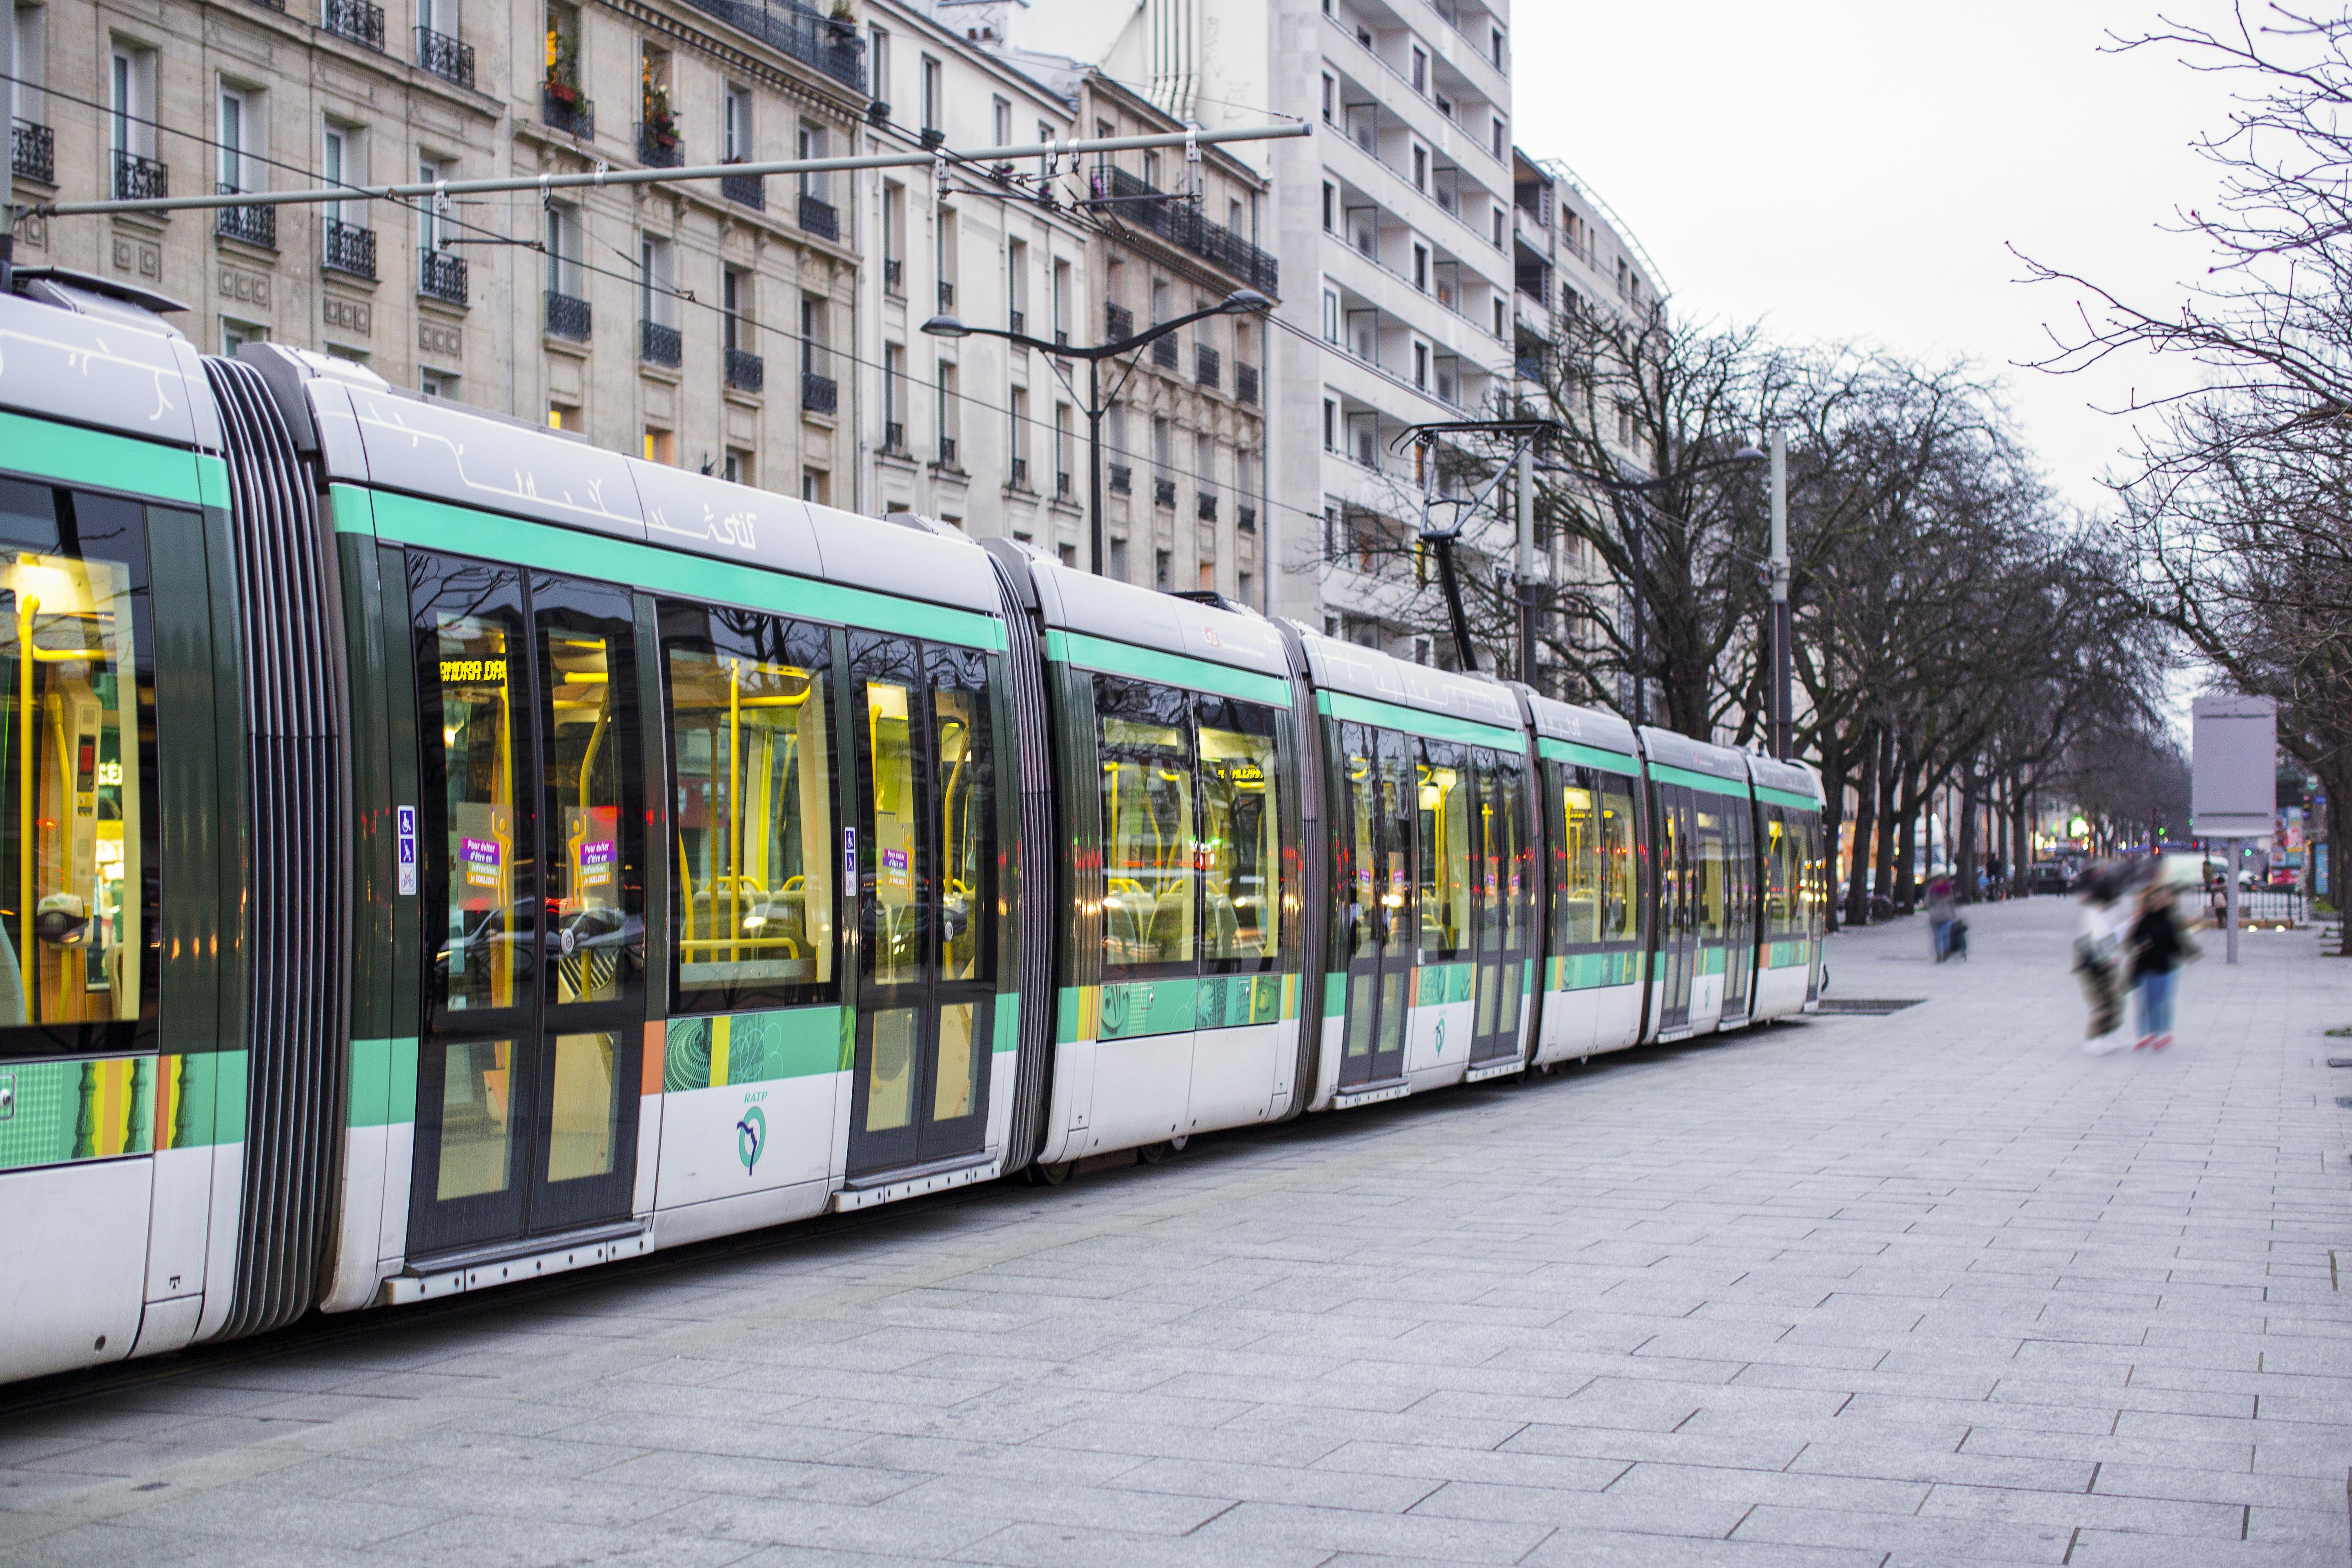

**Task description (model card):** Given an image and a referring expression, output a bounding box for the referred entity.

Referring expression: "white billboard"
[2193,694,2277,839]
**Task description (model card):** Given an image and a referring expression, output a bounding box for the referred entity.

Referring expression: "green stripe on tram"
[662,1007,847,1091]
[0,410,208,504]
[354,488,1007,651]
[1316,690,1524,751]
[1647,762,1751,800]
[1754,784,1822,812]
[1043,630,1293,707]
[347,1038,419,1128]
[1537,737,1642,775]
[993,992,1020,1054]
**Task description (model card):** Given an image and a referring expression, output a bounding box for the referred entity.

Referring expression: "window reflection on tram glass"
[1417,746,1469,957]
[545,628,622,1007]
[1696,807,1728,943]
[1196,696,1280,969]
[929,642,993,1123]
[0,480,158,1046]
[662,607,834,1012]
[1096,677,1194,971]
[436,613,522,1012]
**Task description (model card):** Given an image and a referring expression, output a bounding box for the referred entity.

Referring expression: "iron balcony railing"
[546,289,591,341]
[323,218,376,279]
[798,193,838,241]
[722,167,764,209]
[113,150,166,201]
[414,26,474,87]
[1008,309,1025,337]
[1099,167,1278,294]
[937,435,958,468]
[884,257,903,295]
[1236,363,1259,405]
[1197,492,1218,522]
[883,420,905,452]
[1056,471,1073,501]
[670,0,864,90]
[543,86,595,140]
[1153,476,1176,508]
[938,280,954,309]
[1237,505,1257,533]
[1195,343,1221,390]
[12,121,53,185]
[1009,457,1029,490]
[419,249,468,305]
[1105,302,1134,341]
[1152,335,1179,369]
[323,0,385,49]
[215,185,276,248]
[641,319,682,366]
[638,122,683,168]
[1108,464,1131,494]
[726,347,764,392]
[801,371,837,414]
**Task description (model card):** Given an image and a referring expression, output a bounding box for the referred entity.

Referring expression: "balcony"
[323,0,385,49]
[543,85,595,140]
[797,193,838,241]
[801,371,837,415]
[937,435,958,469]
[938,281,955,310]
[1098,167,1278,294]
[1238,506,1257,533]
[11,121,53,185]
[1153,476,1176,508]
[641,319,682,367]
[1009,457,1029,490]
[884,257,903,296]
[883,420,905,453]
[419,249,468,306]
[1195,343,1221,390]
[1237,363,1259,405]
[1152,335,1179,370]
[670,0,864,91]
[638,121,683,169]
[414,26,474,87]
[726,347,764,393]
[215,186,275,249]
[1008,309,1025,337]
[1108,464,1131,495]
[722,167,764,209]
[113,150,166,202]
[323,218,376,279]
[1056,471,1073,501]
[1197,493,1218,522]
[546,289,591,341]
[1105,301,1133,341]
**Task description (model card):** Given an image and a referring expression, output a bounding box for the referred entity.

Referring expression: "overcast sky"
[1511,2,2248,514]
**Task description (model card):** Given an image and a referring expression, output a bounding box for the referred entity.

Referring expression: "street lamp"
[1582,445,1766,731]
[923,287,1273,579]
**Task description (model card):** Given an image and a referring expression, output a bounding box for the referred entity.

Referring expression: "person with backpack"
[2128,880,2197,1050]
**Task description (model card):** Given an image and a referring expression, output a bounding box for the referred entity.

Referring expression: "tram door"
[1336,723,1412,1089]
[1654,784,1697,1032]
[1721,801,1756,1021]
[846,635,995,1175]
[1468,751,1530,1065]
[408,560,646,1260]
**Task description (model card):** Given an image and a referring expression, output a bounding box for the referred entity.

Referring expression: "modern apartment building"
[4,0,872,496]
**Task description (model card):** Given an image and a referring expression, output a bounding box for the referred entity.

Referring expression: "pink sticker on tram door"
[461,837,502,890]
[580,840,615,887]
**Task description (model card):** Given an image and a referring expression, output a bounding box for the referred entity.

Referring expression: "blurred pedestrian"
[2128,880,2198,1050]
[2074,871,2129,1050]
[1926,874,1962,962]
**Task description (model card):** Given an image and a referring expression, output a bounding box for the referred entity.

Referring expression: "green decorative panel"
[664,1007,845,1091]
[1100,977,1197,1041]
[1196,974,1283,1031]
[1561,951,1642,990]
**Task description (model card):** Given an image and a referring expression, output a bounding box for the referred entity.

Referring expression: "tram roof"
[1524,693,1639,758]
[1294,631,1524,739]
[0,287,220,457]
[1638,725,1752,785]
[1747,754,1825,804]
[259,349,1000,619]
[1028,557,1292,690]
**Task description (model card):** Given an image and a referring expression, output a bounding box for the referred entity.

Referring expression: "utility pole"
[1768,428,1791,761]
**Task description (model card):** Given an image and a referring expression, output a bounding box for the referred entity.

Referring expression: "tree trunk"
[1820,731,1847,935]
[2320,758,2352,956]
[1892,752,1922,915]
[1871,726,1900,918]
[1845,722,1880,926]
[1956,771,1980,905]
[2009,785,2030,897]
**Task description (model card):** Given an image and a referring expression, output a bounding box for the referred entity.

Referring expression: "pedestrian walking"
[2128,880,2197,1050]
[2074,870,2129,1050]
[1926,874,1963,962]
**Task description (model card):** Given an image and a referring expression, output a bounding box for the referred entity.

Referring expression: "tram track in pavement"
[0,1027,1771,1423]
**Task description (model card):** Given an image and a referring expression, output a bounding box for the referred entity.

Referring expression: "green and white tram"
[0,272,1826,1385]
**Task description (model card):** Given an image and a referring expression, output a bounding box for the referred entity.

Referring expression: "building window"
[724,84,752,161]
[1493,297,1505,336]
[1410,46,1425,93]
[640,233,676,328]
[1154,549,1171,591]
[1109,537,1129,581]
[1058,542,1078,568]
[420,367,455,399]
[548,401,579,430]
[1492,117,1505,160]
[920,56,941,135]
[723,448,752,484]
[1412,144,1427,190]
[1322,290,1339,344]
[1322,182,1334,232]
[1492,26,1505,67]
[1321,73,1334,122]
[867,24,888,100]
[1414,341,1428,389]
[1323,398,1335,451]
[802,469,829,504]
[1492,205,1505,247]
[644,427,675,465]
[1009,386,1029,485]
[1413,244,1428,291]
[991,96,1010,146]
[222,318,265,356]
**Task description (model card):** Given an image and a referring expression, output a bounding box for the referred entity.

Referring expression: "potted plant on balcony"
[641,81,679,155]
[545,29,584,110]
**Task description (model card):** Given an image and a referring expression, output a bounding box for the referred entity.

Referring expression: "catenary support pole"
[1768,429,1791,761]
[2226,840,2241,964]
[1517,448,1537,687]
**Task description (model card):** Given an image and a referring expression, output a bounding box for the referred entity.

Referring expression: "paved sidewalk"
[4,897,2350,1567]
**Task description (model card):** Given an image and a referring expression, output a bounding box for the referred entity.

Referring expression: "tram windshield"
[661,605,835,1010]
[0,480,156,1043]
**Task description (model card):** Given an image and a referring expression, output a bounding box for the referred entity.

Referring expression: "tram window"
[930,641,993,988]
[1597,777,1636,942]
[0,480,160,1051]
[1096,675,1194,971]
[1337,722,1377,962]
[1487,760,1527,952]
[1417,740,1469,958]
[1197,695,1280,971]
[1695,807,1728,941]
[659,603,835,1012]
[538,579,644,1009]
[1559,779,1601,945]
[1762,807,1796,940]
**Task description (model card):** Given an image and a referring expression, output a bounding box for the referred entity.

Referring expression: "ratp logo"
[735,1105,766,1175]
